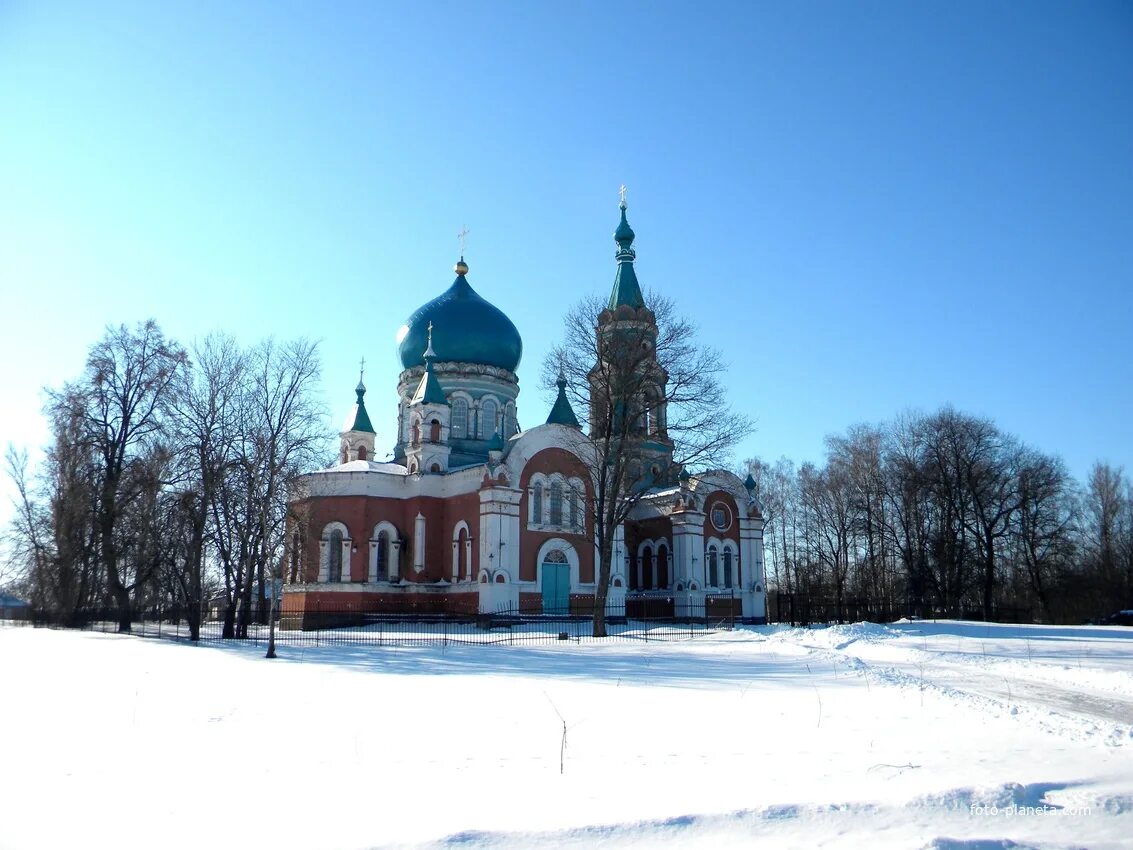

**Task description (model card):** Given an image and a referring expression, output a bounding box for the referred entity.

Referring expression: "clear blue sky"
[1,1,1131,513]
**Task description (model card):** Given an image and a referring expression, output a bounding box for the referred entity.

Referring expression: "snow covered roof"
[313,460,409,475]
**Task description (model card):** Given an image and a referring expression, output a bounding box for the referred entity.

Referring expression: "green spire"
[411,322,449,406]
[607,191,645,310]
[546,370,580,428]
[347,365,375,433]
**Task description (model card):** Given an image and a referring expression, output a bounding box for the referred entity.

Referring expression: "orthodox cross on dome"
[356,356,367,394]
[457,225,470,258]
[618,184,628,207]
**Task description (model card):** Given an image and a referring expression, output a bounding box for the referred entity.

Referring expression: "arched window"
[549,482,563,526]
[457,527,469,579]
[642,545,653,590]
[357,445,368,461]
[504,402,516,437]
[328,530,343,583]
[723,549,733,589]
[568,487,580,531]
[480,398,498,439]
[707,545,719,588]
[532,482,543,524]
[657,543,669,589]
[429,419,441,442]
[411,420,420,445]
[451,399,468,438]
[376,531,389,581]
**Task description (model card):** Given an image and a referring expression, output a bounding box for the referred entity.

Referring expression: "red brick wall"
[281,589,479,620]
[702,490,742,546]
[518,448,595,583]
[291,488,481,584]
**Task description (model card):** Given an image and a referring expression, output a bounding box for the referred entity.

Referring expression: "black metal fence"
[1,594,739,647]
[769,592,1033,627]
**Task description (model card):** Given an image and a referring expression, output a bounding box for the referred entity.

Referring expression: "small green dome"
[397,265,523,372]
[614,204,635,249]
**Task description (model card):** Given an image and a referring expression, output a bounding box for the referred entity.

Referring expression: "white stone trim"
[413,513,426,573]
[535,538,580,593]
[368,521,399,582]
[451,520,472,582]
[527,471,586,533]
[318,521,351,583]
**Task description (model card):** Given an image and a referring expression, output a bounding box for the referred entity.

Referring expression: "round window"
[711,503,731,532]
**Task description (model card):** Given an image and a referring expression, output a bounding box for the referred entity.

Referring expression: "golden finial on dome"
[455,225,470,275]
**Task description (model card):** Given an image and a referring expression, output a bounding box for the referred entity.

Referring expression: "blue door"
[541,562,571,614]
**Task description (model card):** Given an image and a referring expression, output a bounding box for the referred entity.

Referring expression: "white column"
[739,514,767,621]
[612,524,625,581]
[341,538,352,583]
[318,541,329,583]
[451,539,460,582]
[390,540,401,583]
[463,537,473,581]
[671,510,705,589]
[368,539,379,583]
[479,490,522,576]
[414,513,426,573]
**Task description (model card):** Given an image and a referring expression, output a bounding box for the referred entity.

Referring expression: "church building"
[281,200,767,624]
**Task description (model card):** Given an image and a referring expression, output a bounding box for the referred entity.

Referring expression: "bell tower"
[339,363,377,464]
[589,190,675,484]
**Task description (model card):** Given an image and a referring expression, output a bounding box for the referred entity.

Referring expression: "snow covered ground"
[1,620,1130,849]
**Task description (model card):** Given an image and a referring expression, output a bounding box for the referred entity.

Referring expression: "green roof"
[607,203,645,310]
[546,375,580,428]
[411,361,448,406]
[348,382,375,433]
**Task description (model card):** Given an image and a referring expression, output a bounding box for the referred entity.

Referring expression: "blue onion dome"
[396,259,523,372]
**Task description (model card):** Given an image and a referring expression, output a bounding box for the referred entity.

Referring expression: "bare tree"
[5,436,100,619]
[1082,462,1132,614]
[1014,450,1075,621]
[546,293,751,636]
[799,459,854,621]
[168,334,246,640]
[46,321,187,631]
[211,337,325,639]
